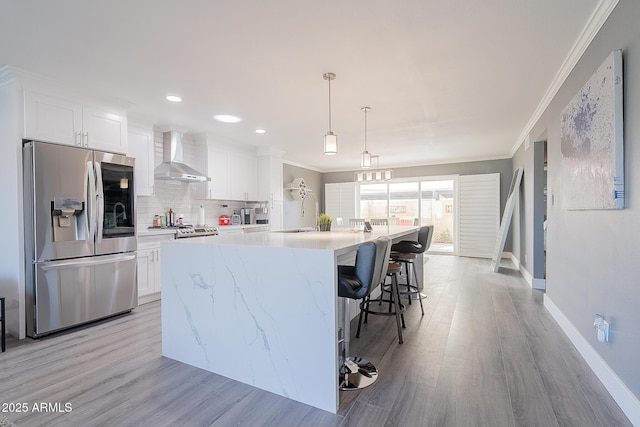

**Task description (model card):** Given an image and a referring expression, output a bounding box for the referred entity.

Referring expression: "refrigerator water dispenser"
[51,197,84,242]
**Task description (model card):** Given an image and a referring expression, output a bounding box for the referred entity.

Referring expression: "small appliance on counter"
[166,208,175,226]
[255,207,269,224]
[241,208,254,225]
[219,215,231,226]
[231,211,242,226]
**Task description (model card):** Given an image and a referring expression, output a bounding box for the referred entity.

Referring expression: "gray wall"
[516,0,640,398]
[282,163,323,229]
[512,139,547,280]
[324,158,514,251]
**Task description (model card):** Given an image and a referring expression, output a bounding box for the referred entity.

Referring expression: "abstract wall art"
[560,50,624,209]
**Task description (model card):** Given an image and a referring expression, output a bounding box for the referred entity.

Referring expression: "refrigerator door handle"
[95,161,104,244]
[86,160,97,242]
[40,254,136,270]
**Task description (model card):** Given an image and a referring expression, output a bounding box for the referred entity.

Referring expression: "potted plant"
[317,213,332,231]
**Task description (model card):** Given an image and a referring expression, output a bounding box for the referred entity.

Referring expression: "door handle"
[86,161,96,242]
[41,254,136,270]
[95,162,104,243]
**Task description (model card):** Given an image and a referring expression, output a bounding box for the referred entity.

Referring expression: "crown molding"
[282,159,324,173]
[510,0,620,156]
[0,65,18,87]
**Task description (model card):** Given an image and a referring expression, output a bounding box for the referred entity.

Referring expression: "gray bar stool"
[357,261,406,344]
[337,236,391,390]
[388,225,434,314]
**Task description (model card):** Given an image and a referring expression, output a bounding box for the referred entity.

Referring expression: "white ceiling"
[0,0,606,172]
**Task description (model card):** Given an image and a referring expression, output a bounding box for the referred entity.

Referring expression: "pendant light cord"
[364,107,367,151]
[328,78,332,132]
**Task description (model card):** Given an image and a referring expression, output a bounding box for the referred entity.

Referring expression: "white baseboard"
[511,254,545,290]
[531,278,546,290]
[138,293,160,306]
[520,263,533,286]
[544,295,640,426]
[510,252,520,270]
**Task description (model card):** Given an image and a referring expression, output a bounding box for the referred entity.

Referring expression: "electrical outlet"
[594,314,610,342]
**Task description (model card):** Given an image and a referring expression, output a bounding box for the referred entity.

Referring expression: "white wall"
[0,73,26,338]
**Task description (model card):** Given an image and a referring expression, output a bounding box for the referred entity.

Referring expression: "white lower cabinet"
[137,233,174,303]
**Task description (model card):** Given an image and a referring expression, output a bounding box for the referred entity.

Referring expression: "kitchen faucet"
[114,202,127,224]
[301,192,319,230]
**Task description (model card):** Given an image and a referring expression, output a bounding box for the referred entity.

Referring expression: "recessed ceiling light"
[166,95,182,102]
[255,129,266,134]
[213,114,242,123]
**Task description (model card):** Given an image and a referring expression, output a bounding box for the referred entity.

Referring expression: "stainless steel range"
[174,225,219,238]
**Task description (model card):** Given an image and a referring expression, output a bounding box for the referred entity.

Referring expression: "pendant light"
[323,72,337,155]
[353,155,393,182]
[360,106,371,168]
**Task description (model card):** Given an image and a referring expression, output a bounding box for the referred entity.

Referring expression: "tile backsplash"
[135,129,257,229]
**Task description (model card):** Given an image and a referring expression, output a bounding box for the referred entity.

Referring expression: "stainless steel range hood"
[154,131,210,182]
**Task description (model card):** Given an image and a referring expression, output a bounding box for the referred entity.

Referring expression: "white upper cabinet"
[23,91,82,145]
[82,105,127,153]
[206,147,231,199]
[257,154,283,202]
[230,152,257,201]
[24,90,127,153]
[127,125,155,196]
[197,133,260,201]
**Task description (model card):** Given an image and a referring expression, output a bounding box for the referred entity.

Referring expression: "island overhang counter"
[160,226,419,413]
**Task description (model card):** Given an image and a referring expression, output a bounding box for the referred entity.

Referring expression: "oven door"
[94,151,137,255]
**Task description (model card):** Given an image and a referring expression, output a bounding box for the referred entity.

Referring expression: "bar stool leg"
[403,261,413,305]
[390,273,404,344]
[409,258,429,302]
[409,261,425,315]
[356,296,368,337]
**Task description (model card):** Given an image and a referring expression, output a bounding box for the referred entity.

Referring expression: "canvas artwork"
[560,50,624,209]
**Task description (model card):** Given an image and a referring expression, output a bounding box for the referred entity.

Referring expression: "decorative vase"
[319,224,331,231]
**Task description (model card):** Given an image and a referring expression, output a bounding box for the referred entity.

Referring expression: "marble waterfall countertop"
[160,226,418,413]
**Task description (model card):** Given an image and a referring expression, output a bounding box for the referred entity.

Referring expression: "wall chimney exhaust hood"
[154,131,210,182]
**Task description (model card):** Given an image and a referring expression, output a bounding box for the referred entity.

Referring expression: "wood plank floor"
[0,255,631,426]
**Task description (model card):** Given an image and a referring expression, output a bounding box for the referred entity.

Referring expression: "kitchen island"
[160,226,419,413]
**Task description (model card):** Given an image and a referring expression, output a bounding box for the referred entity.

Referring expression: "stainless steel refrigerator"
[23,141,137,338]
